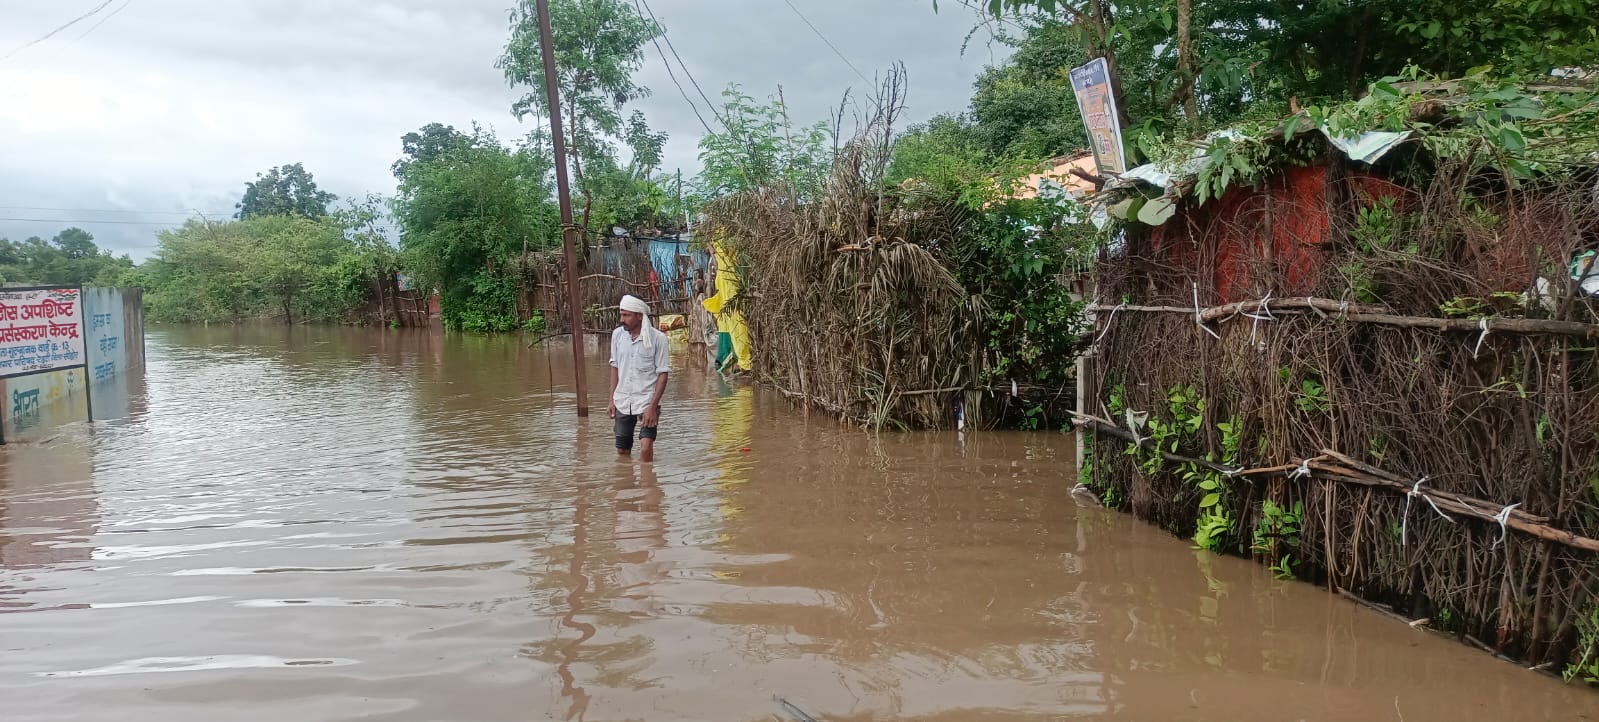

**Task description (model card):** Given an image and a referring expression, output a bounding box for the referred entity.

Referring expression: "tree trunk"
[1089,0,1134,131]
[1177,0,1199,125]
[374,272,387,325]
[1347,6,1374,96]
[517,236,529,323]
[283,295,293,326]
[387,271,403,327]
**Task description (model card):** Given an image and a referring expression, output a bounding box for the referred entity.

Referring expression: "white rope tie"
[1473,317,1492,359]
[1491,502,1521,548]
[1124,408,1149,446]
[1222,466,1244,479]
[1401,477,1455,548]
[1289,458,1312,480]
[1193,283,1220,339]
[1092,301,1125,349]
[1308,296,1328,319]
[1245,293,1275,345]
[1338,299,1350,316]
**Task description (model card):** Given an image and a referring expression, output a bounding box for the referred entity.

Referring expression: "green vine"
[1253,499,1304,579]
[1566,607,1599,684]
[1121,68,1599,214]
[1309,66,1599,182]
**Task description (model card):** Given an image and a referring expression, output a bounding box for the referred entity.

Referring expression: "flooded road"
[1,326,1593,721]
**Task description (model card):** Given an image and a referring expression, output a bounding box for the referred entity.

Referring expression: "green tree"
[968,20,1093,158]
[575,109,674,232]
[499,0,663,236]
[946,0,1598,139]
[236,162,339,220]
[247,215,359,324]
[882,112,991,193]
[337,194,403,324]
[0,228,134,286]
[392,123,473,179]
[695,86,833,203]
[141,221,257,323]
[392,125,558,332]
[141,216,365,324]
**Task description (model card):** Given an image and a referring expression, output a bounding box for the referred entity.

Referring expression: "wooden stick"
[896,386,968,397]
[1308,457,1595,552]
[1073,414,1243,477]
[1341,313,1599,339]
[1086,298,1599,338]
[1320,450,1550,523]
[1087,297,1391,322]
[1079,414,1599,550]
[577,273,652,288]
[1233,462,1299,476]
[525,329,612,348]
[1337,588,1427,627]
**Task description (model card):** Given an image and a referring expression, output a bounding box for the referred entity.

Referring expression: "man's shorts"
[614,413,659,451]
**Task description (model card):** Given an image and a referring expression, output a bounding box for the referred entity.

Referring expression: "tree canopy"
[0,228,134,287]
[694,86,833,203]
[942,0,1599,143]
[391,124,558,332]
[236,162,339,220]
[139,215,365,324]
[499,0,668,235]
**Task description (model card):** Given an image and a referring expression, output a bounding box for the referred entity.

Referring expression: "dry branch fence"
[1082,159,1599,673]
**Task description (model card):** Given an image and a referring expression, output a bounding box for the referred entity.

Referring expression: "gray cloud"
[0,0,1006,258]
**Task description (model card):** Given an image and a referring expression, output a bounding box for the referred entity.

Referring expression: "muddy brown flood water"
[0,326,1594,721]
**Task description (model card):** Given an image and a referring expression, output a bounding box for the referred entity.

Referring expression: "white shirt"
[610,325,671,415]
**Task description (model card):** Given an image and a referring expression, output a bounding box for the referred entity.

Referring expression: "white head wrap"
[620,295,652,337]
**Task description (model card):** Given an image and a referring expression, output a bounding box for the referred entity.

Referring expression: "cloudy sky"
[0,0,1008,259]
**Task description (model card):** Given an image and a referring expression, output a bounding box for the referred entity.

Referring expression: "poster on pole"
[0,287,86,378]
[1069,57,1127,175]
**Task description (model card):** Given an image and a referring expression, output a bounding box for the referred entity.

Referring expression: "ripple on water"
[35,656,360,678]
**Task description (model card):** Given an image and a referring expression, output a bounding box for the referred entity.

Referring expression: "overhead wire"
[68,0,134,46]
[630,0,716,135]
[630,0,762,193]
[776,0,871,85]
[1,0,119,62]
[634,0,727,128]
[0,217,205,226]
[0,206,231,216]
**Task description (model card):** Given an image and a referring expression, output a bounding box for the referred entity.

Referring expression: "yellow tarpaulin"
[702,240,752,371]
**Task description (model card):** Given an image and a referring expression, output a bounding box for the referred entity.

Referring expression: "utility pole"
[536,0,589,417]
[678,168,692,239]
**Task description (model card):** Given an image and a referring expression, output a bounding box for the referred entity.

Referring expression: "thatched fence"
[694,65,1102,430]
[699,153,986,429]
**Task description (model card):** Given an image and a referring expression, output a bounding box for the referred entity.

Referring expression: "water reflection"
[0,325,1591,722]
[0,429,97,615]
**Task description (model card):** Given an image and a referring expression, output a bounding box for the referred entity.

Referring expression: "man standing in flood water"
[610,295,671,462]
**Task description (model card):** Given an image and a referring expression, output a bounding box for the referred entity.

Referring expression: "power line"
[69,0,134,46]
[0,217,200,226]
[631,0,716,135]
[635,0,726,127]
[776,0,870,85]
[0,206,231,216]
[1,0,119,62]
